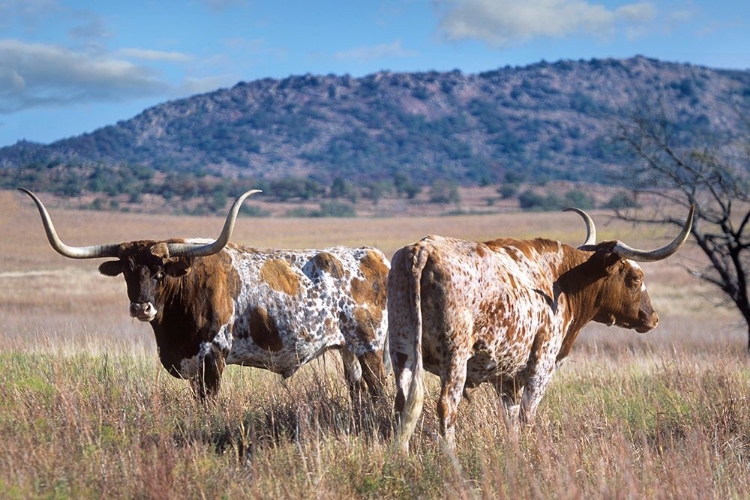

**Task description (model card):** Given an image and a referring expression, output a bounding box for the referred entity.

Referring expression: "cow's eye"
[153,270,164,280]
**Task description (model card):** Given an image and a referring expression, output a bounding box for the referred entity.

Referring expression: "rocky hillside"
[1,56,748,205]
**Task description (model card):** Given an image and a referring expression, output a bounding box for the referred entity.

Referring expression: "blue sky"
[1,0,748,148]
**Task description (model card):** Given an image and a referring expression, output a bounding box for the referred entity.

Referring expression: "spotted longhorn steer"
[388,206,694,450]
[21,189,390,402]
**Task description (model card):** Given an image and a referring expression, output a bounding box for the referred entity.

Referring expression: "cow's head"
[19,188,260,322]
[584,249,658,333]
[564,205,694,334]
[97,241,194,321]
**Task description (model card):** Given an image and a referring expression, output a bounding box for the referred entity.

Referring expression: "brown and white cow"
[20,188,390,402]
[388,206,694,451]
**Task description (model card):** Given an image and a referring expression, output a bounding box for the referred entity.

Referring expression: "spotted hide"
[388,206,694,451]
[20,189,390,403]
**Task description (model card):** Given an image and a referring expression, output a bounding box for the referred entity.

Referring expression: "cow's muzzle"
[130,302,157,322]
[635,311,659,333]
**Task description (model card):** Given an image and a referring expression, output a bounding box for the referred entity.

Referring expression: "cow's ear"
[602,252,622,271]
[590,242,622,271]
[599,250,622,271]
[99,260,123,277]
[164,259,192,277]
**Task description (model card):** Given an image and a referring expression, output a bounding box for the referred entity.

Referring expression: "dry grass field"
[0,189,748,499]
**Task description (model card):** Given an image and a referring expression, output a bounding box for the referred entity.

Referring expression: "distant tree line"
[2,157,639,217]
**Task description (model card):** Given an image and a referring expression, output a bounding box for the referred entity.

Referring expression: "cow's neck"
[150,253,236,343]
[555,248,607,361]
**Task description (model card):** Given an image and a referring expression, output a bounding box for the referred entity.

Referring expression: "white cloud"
[0,39,172,113]
[117,48,192,62]
[668,9,694,25]
[615,3,657,39]
[667,8,701,35]
[436,0,659,47]
[68,14,111,41]
[334,40,419,62]
[615,3,656,23]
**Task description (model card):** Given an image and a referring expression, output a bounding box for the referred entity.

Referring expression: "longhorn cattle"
[20,189,390,402]
[388,206,694,451]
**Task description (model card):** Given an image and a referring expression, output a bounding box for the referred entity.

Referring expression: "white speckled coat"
[222,245,389,378]
[389,234,660,451]
[100,240,390,401]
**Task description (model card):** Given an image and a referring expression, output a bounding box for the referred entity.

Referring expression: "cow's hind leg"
[359,349,391,437]
[491,377,523,429]
[437,355,468,449]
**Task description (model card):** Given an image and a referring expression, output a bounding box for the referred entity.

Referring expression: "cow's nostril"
[130,302,156,320]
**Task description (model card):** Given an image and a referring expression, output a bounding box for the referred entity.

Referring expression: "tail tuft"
[394,245,429,452]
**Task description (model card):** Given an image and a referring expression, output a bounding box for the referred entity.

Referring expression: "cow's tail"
[382,330,392,374]
[381,251,393,375]
[395,245,428,452]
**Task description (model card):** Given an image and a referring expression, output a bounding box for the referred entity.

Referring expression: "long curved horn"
[166,190,261,258]
[611,204,695,262]
[19,188,121,259]
[564,207,597,246]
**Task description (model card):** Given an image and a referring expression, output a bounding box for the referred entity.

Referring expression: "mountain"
[1,56,749,203]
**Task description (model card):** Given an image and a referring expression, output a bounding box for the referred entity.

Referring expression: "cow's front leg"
[437,355,468,448]
[340,348,366,406]
[358,350,387,404]
[518,345,557,426]
[191,345,226,400]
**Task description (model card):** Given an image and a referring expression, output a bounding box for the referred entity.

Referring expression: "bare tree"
[612,101,750,351]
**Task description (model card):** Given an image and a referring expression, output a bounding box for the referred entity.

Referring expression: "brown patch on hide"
[209,252,241,326]
[249,306,283,351]
[312,252,345,278]
[515,241,538,260]
[260,258,299,296]
[353,307,378,342]
[350,250,388,310]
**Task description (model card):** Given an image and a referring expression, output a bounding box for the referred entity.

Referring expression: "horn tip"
[684,204,696,227]
[686,204,695,229]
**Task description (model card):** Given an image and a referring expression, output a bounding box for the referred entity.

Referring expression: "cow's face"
[593,256,659,334]
[98,242,192,322]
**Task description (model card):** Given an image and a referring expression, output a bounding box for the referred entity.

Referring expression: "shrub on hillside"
[605,191,640,209]
[429,180,460,204]
[519,189,595,211]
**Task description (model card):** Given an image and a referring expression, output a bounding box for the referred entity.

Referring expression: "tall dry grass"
[0,345,747,499]
[1,189,748,498]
